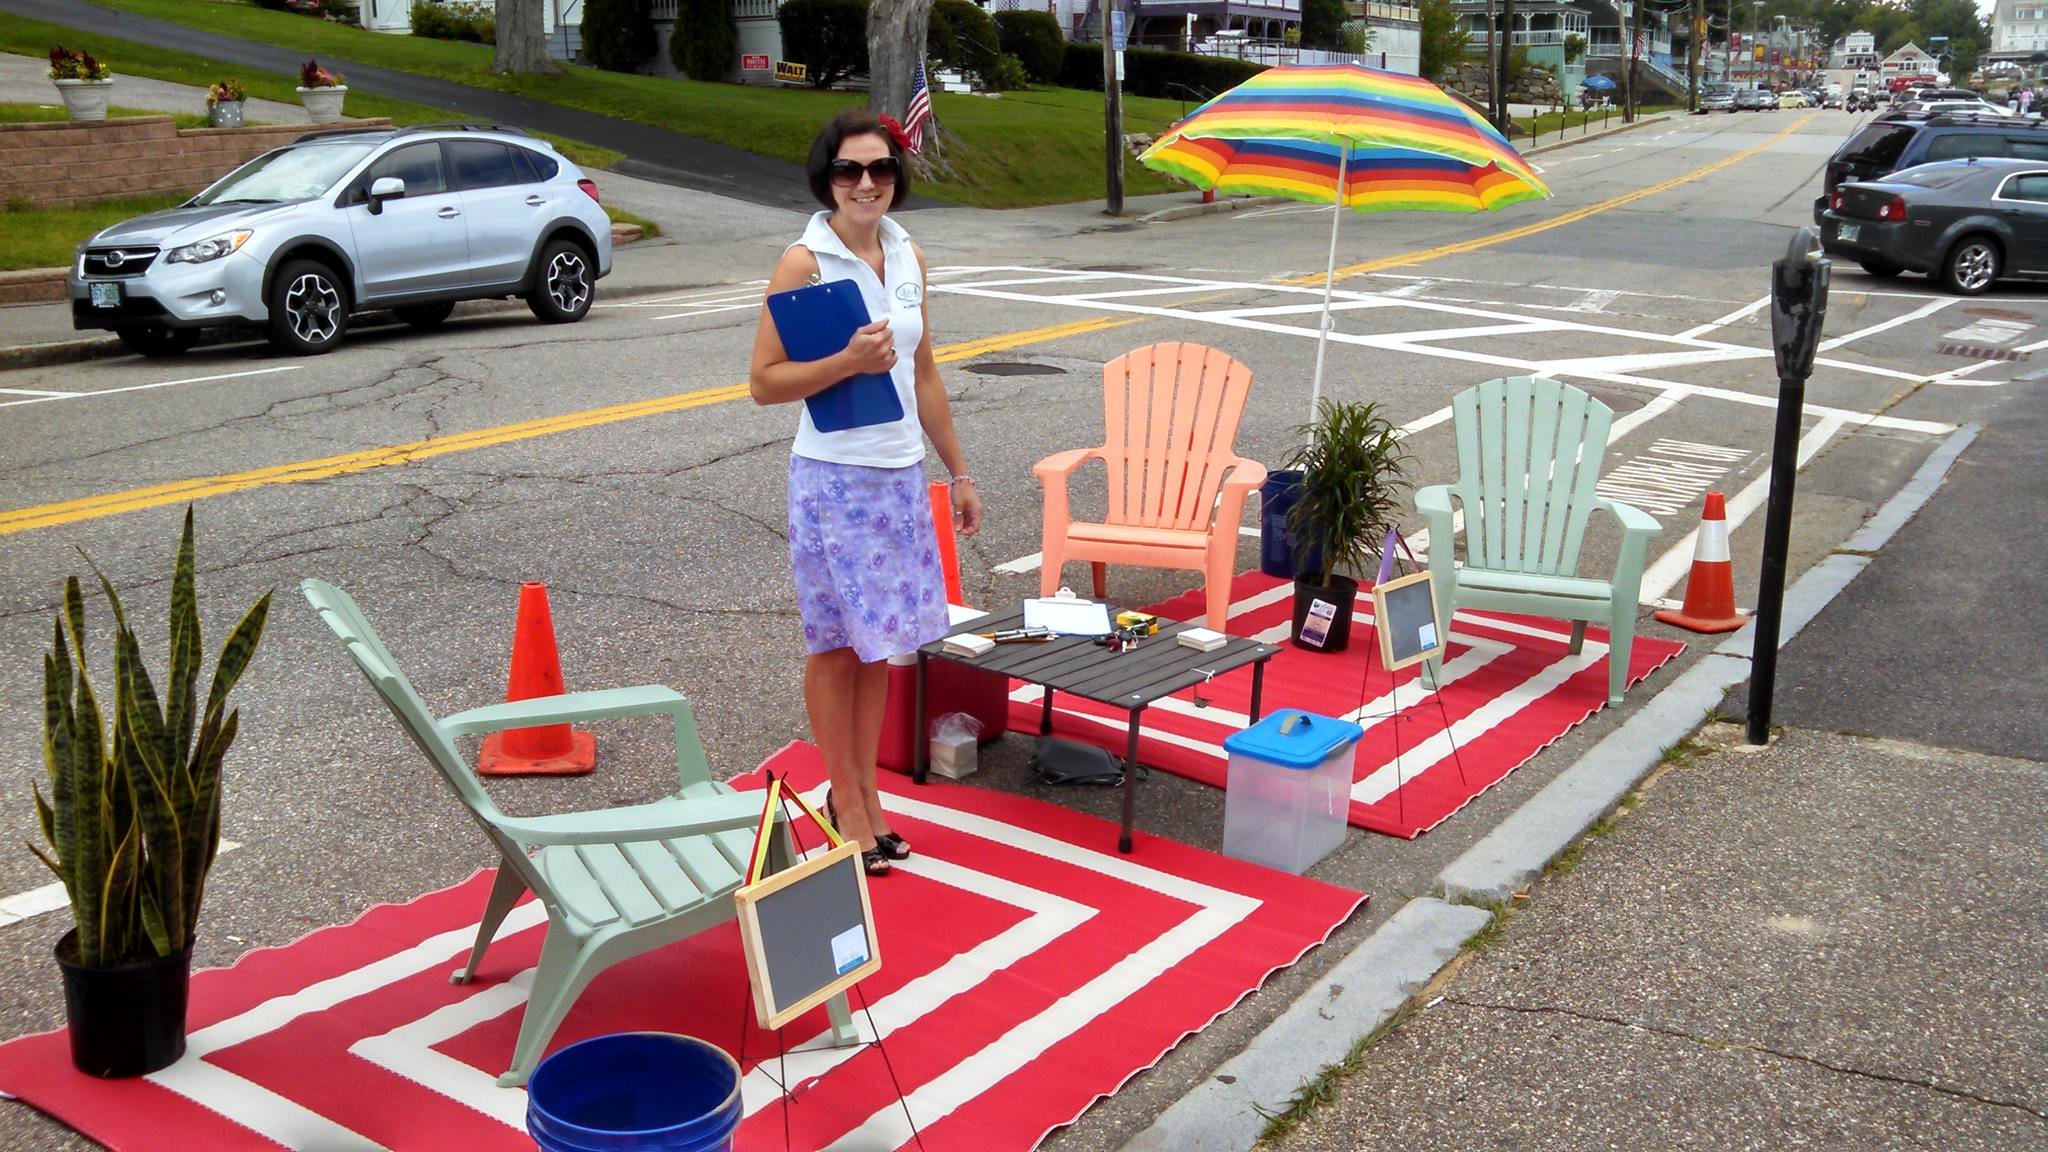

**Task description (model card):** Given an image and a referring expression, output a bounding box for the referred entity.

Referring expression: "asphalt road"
[0,109,2036,1151]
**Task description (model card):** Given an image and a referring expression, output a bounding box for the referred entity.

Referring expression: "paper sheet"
[1023,597,1113,636]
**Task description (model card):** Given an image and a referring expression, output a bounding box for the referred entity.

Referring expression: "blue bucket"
[528,1032,743,1152]
[1259,470,1322,579]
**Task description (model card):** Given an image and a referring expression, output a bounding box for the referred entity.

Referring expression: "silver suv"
[68,124,612,357]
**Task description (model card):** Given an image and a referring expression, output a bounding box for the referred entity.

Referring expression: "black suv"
[1812,109,2048,224]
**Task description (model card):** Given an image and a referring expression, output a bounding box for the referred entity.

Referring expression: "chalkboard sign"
[1373,571,1443,672]
[734,839,881,1030]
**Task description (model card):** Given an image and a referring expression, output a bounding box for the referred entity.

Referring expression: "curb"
[1522,109,1683,156]
[1124,898,1492,1151]
[1137,196,1292,224]
[1119,422,1982,1152]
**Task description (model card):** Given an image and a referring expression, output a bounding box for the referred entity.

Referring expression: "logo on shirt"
[895,281,922,308]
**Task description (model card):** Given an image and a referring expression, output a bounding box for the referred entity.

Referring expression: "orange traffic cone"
[476,582,596,776]
[929,481,964,605]
[1654,491,1747,634]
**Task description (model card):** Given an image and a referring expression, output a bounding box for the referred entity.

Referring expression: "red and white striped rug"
[1008,571,1685,839]
[0,742,1363,1152]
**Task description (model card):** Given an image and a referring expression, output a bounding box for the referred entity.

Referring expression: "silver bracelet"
[947,474,974,487]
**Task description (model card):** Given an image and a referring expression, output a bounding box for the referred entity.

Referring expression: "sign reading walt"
[775,59,808,84]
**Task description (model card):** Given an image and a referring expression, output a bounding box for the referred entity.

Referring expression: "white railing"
[1190,38,1366,65]
[731,0,778,17]
[1362,1,1419,22]
[650,0,674,18]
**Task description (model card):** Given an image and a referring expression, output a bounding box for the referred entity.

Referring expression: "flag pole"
[1308,145,1349,432]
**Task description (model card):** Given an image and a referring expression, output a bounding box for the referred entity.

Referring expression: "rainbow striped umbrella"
[1139,63,1550,412]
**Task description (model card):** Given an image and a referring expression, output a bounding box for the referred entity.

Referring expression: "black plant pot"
[1291,573,1359,652]
[55,929,192,1078]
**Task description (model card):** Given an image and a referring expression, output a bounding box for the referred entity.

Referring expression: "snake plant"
[32,508,270,968]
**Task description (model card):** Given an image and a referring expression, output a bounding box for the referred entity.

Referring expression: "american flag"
[903,57,933,155]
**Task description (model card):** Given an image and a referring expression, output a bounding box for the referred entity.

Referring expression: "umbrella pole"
[1308,148,1349,429]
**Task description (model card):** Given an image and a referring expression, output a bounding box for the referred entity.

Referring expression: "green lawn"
[0,16,621,169]
[64,0,1186,206]
[0,192,189,270]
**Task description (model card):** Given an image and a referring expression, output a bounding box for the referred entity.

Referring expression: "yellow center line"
[1278,115,1816,286]
[0,314,1137,537]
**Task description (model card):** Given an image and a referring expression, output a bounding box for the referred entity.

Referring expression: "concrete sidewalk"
[1249,384,2047,1150]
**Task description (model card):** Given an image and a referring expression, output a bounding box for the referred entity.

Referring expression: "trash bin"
[528,1032,743,1152]
[1259,470,1321,579]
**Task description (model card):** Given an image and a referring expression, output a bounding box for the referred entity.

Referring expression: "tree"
[1302,0,1348,51]
[582,0,656,72]
[493,0,557,74]
[1418,0,1470,81]
[869,0,937,121]
[673,0,737,80]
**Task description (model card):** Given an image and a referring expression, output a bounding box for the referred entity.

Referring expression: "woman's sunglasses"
[829,157,901,187]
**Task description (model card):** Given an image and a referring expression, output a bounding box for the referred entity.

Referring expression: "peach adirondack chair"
[1034,343,1266,631]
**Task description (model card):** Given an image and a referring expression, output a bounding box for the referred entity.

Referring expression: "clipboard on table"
[765,279,904,433]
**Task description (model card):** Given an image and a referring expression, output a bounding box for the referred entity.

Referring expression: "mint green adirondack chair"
[1414,378,1660,706]
[301,579,858,1087]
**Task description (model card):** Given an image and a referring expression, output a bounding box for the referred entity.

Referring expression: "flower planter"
[55,929,192,1078]
[1291,573,1359,653]
[297,84,347,123]
[208,100,244,128]
[52,78,114,122]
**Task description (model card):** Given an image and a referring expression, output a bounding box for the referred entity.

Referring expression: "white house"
[1829,30,1877,70]
[1992,0,2048,57]
[1880,41,1940,82]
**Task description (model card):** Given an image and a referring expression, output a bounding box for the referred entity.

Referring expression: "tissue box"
[930,731,978,779]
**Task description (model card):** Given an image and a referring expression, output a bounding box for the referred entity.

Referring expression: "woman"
[749,109,982,877]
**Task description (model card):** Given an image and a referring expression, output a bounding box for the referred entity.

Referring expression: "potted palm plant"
[1283,399,1410,652]
[296,58,348,123]
[206,78,246,128]
[35,508,270,1077]
[47,45,113,122]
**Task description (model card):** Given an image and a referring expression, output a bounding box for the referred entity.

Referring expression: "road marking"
[0,841,242,929]
[1939,316,2033,345]
[1638,416,1845,603]
[1595,438,1749,517]
[1816,296,1956,351]
[0,366,302,410]
[1676,293,1770,340]
[0,316,1137,537]
[1279,115,1814,285]
[0,388,75,398]
[1565,289,1623,314]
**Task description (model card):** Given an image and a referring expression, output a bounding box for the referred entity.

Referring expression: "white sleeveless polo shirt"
[788,211,927,469]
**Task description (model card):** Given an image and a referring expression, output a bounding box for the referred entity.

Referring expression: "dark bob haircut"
[805,108,911,211]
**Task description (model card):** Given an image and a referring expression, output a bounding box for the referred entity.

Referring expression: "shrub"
[932,0,999,78]
[985,51,1030,92]
[47,45,111,82]
[926,15,956,67]
[410,0,496,45]
[207,78,246,104]
[994,9,1063,83]
[672,0,737,80]
[777,0,867,88]
[299,57,345,87]
[252,0,291,9]
[582,0,656,72]
[1057,42,1263,100]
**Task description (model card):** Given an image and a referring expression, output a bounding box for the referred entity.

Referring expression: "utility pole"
[1486,0,1501,126]
[1624,0,1638,120]
[1688,0,1702,111]
[1500,0,1518,131]
[1723,0,1734,86]
[1102,0,1123,216]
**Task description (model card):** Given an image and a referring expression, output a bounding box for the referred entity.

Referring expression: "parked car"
[1701,83,1738,113]
[68,123,612,357]
[1811,109,2048,223]
[1900,98,2016,118]
[1780,90,1811,109]
[1820,157,2048,293]
[1736,87,1777,111]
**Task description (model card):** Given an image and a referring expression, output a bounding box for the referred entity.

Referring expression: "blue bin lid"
[1223,710,1363,769]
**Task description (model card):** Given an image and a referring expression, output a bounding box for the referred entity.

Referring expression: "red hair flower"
[878,114,914,153]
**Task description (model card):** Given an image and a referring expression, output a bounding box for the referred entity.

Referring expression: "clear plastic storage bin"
[1220,710,1362,874]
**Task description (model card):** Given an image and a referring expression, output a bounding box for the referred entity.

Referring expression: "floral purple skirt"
[788,455,951,663]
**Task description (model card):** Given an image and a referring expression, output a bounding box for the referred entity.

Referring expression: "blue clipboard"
[765,280,905,433]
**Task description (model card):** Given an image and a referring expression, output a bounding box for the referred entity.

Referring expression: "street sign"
[1111,9,1128,52]
[742,54,770,71]
[1115,49,1125,81]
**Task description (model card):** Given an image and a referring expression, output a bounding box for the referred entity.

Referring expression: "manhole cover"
[968,361,1068,376]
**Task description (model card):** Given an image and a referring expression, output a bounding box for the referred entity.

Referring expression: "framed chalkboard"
[733,838,881,1030]
[1373,571,1443,672]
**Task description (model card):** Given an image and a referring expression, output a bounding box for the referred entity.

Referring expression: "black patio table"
[914,609,1281,853]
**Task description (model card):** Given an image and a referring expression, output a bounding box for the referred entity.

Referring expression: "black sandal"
[875,831,911,860]
[862,847,893,876]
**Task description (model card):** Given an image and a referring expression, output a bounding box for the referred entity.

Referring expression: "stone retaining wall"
[0,116,391,210]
